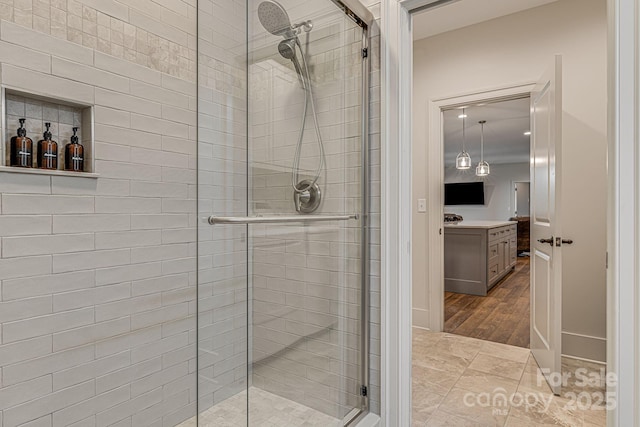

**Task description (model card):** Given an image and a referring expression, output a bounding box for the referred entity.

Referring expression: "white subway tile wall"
[0,0,196,82]
[0,0,197,425]
[0,0,381,426]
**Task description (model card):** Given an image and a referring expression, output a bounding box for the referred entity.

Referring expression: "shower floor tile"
[177,387,342,427]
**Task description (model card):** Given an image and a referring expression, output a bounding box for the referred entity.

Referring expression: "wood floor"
[444,257,530,348]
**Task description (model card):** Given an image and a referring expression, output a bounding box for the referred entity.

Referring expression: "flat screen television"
[444,182,485,205]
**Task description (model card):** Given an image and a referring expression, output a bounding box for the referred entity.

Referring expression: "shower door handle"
[208,214,359,225]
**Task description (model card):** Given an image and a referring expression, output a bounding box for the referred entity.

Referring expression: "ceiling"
[413,0,561,40]
[443,97,531,167]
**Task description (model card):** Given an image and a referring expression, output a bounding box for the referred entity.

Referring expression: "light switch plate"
[418,199,427,213]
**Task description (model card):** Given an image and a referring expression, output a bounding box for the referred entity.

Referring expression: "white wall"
[444,162,529,221]
[412,0,608,361]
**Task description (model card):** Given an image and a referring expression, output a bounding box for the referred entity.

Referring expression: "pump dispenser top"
[17,119,27,137]
[71,127,79,143]
[43,123,52,140]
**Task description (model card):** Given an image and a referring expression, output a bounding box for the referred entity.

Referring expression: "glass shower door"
[197,0,370,425]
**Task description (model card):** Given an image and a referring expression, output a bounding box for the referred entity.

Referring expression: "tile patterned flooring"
[177,387,341,427]
[412,328,607,426]
[444,258,530,348]
[179,329,606,426]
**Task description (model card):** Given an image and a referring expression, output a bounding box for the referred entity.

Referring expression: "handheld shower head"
[258,1,295,39]
[278,39,306,88]
[277,39,296,60]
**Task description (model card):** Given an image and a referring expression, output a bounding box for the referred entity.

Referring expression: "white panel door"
[530,56,563,395]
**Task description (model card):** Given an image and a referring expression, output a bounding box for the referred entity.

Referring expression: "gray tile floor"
[412,328,607,426]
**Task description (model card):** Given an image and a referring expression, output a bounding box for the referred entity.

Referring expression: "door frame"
[380,0,639,426]
[422,85,534,333]
[513,181,531,217]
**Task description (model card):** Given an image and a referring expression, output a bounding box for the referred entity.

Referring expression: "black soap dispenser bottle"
[10,118,33,167]
[64,127,84,172]
[37,122,58,170]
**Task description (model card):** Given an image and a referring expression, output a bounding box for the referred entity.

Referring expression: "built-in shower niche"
[1,87,96,177]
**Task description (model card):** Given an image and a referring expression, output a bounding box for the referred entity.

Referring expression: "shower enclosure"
[196,0,372,425]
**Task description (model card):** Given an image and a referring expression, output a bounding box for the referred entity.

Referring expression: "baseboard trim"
[561,331,606,363]
[561,353,607,366]
[412,308,430,329]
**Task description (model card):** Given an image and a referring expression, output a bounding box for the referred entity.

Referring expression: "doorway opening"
[441,97,532,349]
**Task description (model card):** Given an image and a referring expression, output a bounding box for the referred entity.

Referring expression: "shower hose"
[291,37,325,194]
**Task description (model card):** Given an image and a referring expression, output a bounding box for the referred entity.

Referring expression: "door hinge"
[360,385,368,397]
[362,48,368,58]
[606,251,608,269]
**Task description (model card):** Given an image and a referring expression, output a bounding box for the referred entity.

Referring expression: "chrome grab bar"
[208,214,359,225]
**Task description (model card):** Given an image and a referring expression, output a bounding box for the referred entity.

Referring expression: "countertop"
[444,220,517,229]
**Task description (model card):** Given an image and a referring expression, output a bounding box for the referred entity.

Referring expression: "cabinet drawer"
[488,229,501,241]
[489,225,516,242]
[489,242,500,259]
[488,262,500,282]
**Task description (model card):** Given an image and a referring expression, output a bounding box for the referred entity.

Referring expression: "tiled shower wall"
[0,0,198,425]
[0,0,196,81]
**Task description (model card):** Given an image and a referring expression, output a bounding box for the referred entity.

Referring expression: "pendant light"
[476,120,490,176]
[455,108,471,169]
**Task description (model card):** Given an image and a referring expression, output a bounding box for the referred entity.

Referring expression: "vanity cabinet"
[444,221,518,296]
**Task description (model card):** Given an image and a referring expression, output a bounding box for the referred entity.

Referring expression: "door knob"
[538,237,554,246]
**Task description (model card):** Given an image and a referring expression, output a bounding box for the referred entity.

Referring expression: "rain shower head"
[259,1,311,89]
[258,0,295,39]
